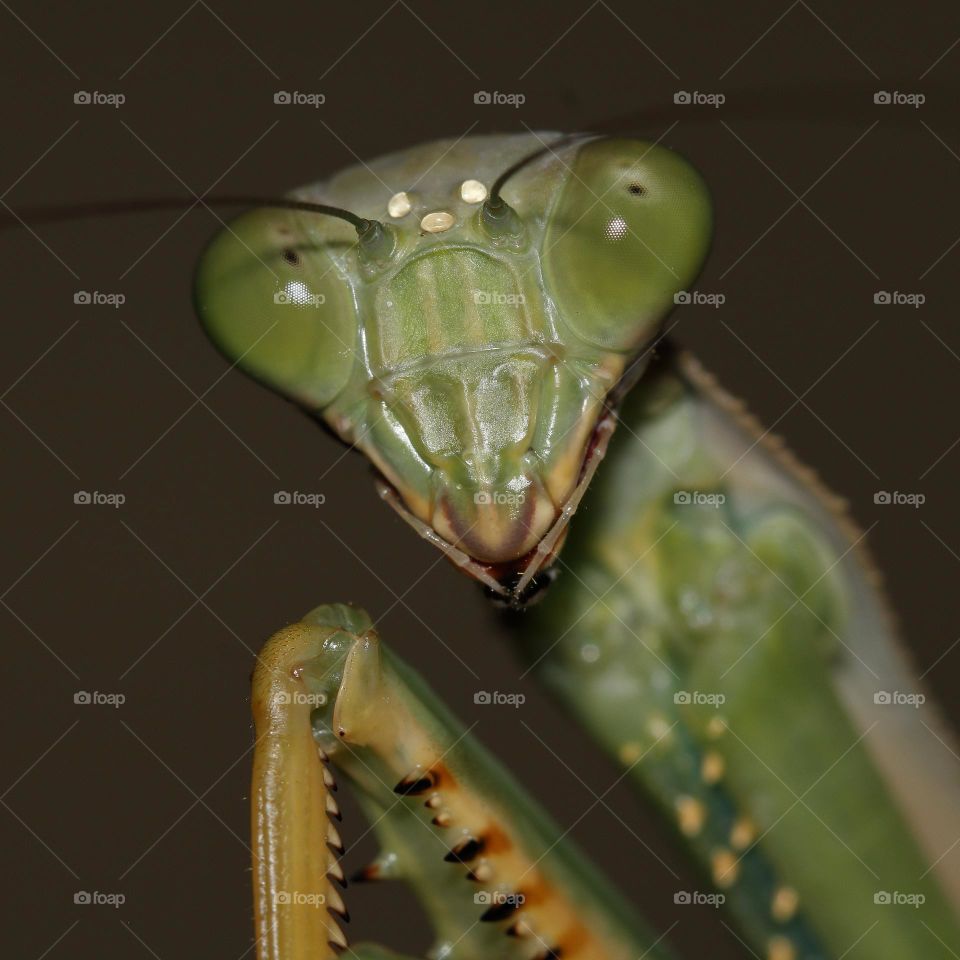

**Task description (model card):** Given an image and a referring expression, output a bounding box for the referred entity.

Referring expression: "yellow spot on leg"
[768,935,796,960]
[707,715,727,739]
[619,741,643,765]
[772,886,800,923]
[702,750,725,784]
[647,713,672,744]
[711,849,739,889]
[730,816,756,850]
[676,796,706,837]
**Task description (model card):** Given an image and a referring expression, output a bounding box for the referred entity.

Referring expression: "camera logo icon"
[873,90,923,108]
[674,91,691,104]
[73,90,124,107]
[274,91,292,104]
[474,91,492,104]
[673,491,691,505]
[474,691,492,704]
[274,491,292,504]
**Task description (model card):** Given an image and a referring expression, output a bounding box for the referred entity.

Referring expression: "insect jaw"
[430,466,556,565]
[372,406,618,605]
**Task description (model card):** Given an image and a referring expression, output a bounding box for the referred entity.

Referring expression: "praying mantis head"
[195,133,712,600]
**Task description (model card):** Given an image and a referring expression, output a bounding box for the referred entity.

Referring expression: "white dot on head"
[282,280,315,305]
[605,215,629,240]
[387,191,412,218]
[421,211,455,233]
[460,179,487,203]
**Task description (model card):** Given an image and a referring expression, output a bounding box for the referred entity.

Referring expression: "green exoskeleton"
[194,133,960,960]
[196,134,710,597]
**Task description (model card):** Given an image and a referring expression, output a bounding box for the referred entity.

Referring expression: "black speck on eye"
[282,248,301,266]
[627,183,645,196]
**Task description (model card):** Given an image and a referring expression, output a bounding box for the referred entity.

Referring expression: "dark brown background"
[1,2,958,958]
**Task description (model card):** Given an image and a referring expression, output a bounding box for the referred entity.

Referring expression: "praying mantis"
[188,131,960,960]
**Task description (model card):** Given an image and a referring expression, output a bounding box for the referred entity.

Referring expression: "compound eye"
[541,138,712,352]
[194,208,357,409]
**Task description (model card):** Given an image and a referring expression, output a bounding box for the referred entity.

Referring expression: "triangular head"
[195,133,712,601]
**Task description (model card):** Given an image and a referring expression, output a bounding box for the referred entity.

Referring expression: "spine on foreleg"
[251,623,350,960]
[258,603,679,960]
